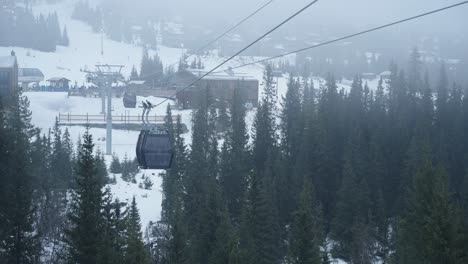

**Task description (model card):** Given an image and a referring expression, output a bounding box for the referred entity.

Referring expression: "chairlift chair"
[135,101,173,169]
[123,92,137,108]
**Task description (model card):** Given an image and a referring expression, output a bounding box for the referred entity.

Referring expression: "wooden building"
[171,69,259,109]
[0,52,18,100]
[19,68,44,90]
[47,77,71,91]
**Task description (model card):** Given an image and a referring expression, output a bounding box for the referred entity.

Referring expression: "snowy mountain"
[2,0,362,236]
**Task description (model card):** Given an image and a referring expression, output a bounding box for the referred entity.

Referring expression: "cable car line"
[214,0,468,73]
[151,0,320,109]
[131,0,320,170]
[193,0,275,55]
[138,0,274,81]
[128,0,467,170]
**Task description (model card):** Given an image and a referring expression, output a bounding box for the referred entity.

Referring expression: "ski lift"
[135,101,173,169]
[136,130,173,169]
[123,92,137,108]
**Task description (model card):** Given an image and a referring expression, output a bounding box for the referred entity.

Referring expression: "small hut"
[47,77,71,91]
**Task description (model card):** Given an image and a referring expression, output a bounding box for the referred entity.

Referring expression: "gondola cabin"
[123,92,137,108]
[136,130,173,169]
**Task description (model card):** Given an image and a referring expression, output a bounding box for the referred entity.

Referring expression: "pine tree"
[281,74,303,162]
[217,99,230,133]
[315,74,344,226]
[207,197,236,264]
[130,65,139,80]
[65,129,104,263]
[124,197,150,264]
[121,153,137,182]
[288,178,323,264]
[140,47,151,79]
[408,47,422,97]
[254,168,282,264]
[0,91,40,264]
[253,64,278,178]
[435,63,449,167]
[62,26,69,46]
[49,12,62,45]
[166,205,189,264]
[396,153,467,264]
[157,130,190,264]
[279,74,304,222]
[178,55,188,72]
[331,158,373,263]
[446,84,465,195]
[182,87,234,264]
[51,118,68,189]
[219,88,250,222]
[110,154,122,174]
[95,150,109,185]
[99,190,126,264]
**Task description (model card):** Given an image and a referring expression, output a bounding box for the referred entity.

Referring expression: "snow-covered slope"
[7,0,382,239]
[26,91,193,229]
[0,0,183,84]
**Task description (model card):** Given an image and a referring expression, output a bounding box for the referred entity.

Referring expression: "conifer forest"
[1,0,468,264]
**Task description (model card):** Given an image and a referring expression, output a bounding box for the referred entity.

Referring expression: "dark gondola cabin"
[136,130,173,169]
[123,92,137,108]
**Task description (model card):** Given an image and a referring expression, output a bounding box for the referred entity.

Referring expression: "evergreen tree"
[446,84,465,195]
[408,47,422,97]
[219,87,250,220]
[288,179,323,264]
[178,55,189,72]
[121,154,138,182]
[331,158,374,263]
[0,91,40,264]
[396,153,467,264]
[207,196,236,264]
[253,64,278,178]
[95,150,109,185]
[435,63,449,167]
[124,197,151,264]
[253,168,282,264]
[99,190,126,264]
[217,99,230,133]
[130,65,139,80]
[62,26,69,46]
[316,74,344,226]
[65,129,104,263]
[140,47,151,79]
[279,74,304,222]
[110,154,123,174]
[141,22,157,47]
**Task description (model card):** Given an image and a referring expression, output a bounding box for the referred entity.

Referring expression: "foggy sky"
[103,0,467,36]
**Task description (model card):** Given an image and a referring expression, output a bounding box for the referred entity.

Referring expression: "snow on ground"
[7,0,274,231]
[0,0,183,84]
[26,91,194,230]
[109,171,163,230]
[26,92,194,158]
[10,0,382,240]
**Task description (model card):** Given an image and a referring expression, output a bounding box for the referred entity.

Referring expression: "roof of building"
[0,56,17,68]
[19,71,45,82]
[379,71,392,77]
[19,68,44,78]
[188,69,257,81]
[128,80,146,85]
[47,77,71,82]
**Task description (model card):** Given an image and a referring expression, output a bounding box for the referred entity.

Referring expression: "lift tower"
[84,64,124,155]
